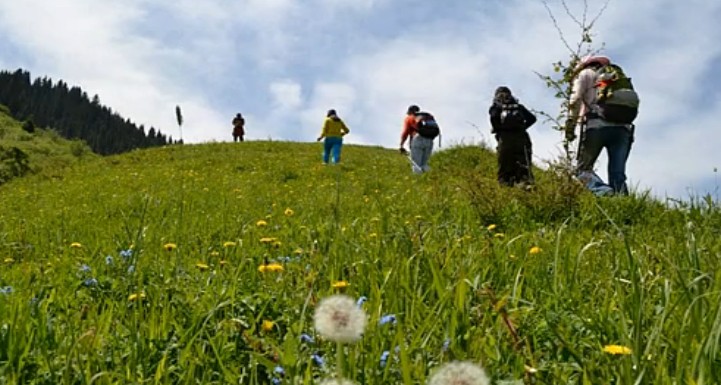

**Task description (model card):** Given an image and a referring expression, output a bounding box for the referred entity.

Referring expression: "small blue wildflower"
[105,255,114,265]
[311,353,325,367]
[0,286,13,295]
[277,256,292,263]
[442,338,451,352]
[379,314,397,326]
[273,366,285,376]
[380,350,390,368]
[300,333,315,344]
[271,378,282,385]
[356,296,368,307]
[120,249,133,259]
[80,264,91,273]
[127,265,135,274]
[83,278,99,287]
[394,345,401,354]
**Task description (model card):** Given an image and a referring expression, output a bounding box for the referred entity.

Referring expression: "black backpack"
[498,103,527,131]
[415,112,440,139]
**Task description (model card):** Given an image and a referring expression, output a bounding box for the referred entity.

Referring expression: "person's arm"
[400,118,414,150]
[520,105,537,129]
[317,119,328,141]
[489,105,502,134]
[341,121,350,136]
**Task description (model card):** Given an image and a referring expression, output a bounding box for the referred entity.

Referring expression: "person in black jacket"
[489,86,537,187]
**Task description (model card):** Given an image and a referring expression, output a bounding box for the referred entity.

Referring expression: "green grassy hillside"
[0,104,94,185]
[0,141,720,384]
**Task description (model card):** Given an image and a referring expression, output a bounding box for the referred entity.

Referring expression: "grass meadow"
[1,139,720,384]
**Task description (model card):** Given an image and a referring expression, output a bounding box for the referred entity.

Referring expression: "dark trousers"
[578,126,632,194]
[233,135,244,142]
[496,131,533,186]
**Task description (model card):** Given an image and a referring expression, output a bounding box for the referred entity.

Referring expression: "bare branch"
[542,0,575,54]
[589,0,611,27]
[560,0,583,29]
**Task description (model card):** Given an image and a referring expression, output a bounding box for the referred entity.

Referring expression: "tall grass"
[0,141,720,384]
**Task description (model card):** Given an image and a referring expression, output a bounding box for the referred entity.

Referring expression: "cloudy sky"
[0,0,719,199]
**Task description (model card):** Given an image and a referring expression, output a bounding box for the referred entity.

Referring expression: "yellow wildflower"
[210,251,220,257]
[369,233,378,239]
[258,263,284,273]
[529,246,542,255]
[272,240,282,248]
[164,243,177,251]
[70,242,83,249]
[4,257,15,264]
[195,263,210,271]
[219,260,228,266]
[487,224,497,231]
[261,320,275,332]
[128,292,146,302]
[256,220,268,227]
[294,248,304,255]
[284,208,294,217]
[332,281,350,289]
[259,237,276,244]
[494,233,506,239]
[602,345,632,355]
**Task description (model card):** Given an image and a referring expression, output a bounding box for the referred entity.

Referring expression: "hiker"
[489,86,537,187]
[317,109,350,164]
[400,105,440,174]
[566,55,639,195]
[232,113,245,142]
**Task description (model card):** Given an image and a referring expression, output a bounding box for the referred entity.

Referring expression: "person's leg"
[578,128,605,173]
[605,126,632,194]
[521,134,534,184]
[233,135,238,142]
[239,135,244,142]
[332,138,343,164]
[410,138,423,174]
[323,138,333,164]
[497,136,514,185]
[420,137,433,172]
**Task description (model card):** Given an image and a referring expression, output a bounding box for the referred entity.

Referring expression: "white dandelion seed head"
[318,378,357,385]
[313,294,368,343]
[427,361,490,385]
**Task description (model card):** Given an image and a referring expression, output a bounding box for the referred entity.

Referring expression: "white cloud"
[269,80,303,111]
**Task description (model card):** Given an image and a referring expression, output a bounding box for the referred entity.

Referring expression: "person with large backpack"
[489,86,537,187]
[566,55,639,195]
[232,113,245,142]
[400,106,441,174]
[317,109,350,164]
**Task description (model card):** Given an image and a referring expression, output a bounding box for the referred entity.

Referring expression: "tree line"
[0,68,174,155]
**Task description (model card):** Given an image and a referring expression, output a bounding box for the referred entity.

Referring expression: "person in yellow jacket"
[316,109,350,164]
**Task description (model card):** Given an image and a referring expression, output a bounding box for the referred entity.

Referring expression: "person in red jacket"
[232,113,245,142]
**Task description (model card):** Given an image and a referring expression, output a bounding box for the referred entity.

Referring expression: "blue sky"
[0,0,719,199]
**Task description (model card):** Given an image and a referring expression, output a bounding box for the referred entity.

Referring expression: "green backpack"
[594,64,640,124]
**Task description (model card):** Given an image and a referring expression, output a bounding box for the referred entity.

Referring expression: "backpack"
[498,103,527,131]
[415,112,440,139]
[594,64,640,124]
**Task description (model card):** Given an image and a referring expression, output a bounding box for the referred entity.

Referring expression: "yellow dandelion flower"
[509,254,517,260]
[256,220,268,227]
[261,320,275,332]
[4,257,15,264]
[210,251,220,257]
[529,246,542,255]
[370,217,380,223]
[259,237,276,244]
[223,241,236,248]
[332,281,350,289]
[415,215,423,220]
[369,233,378,239]
[164,243,177,251]
[70,242,83,249]
[219,260,228,266]
[272,240,282,248]
[258,263,284,273]
[128,292,146,302]
[494,233,506,238]
[195,263,210,270]
[284,208,294,217]
[294,248,304,255]
[487,224,497,231]
[602,345,632,355]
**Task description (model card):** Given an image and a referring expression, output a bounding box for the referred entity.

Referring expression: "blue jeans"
[410,136,434,173]
[323,137,343,164]
[579,126,632,194]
